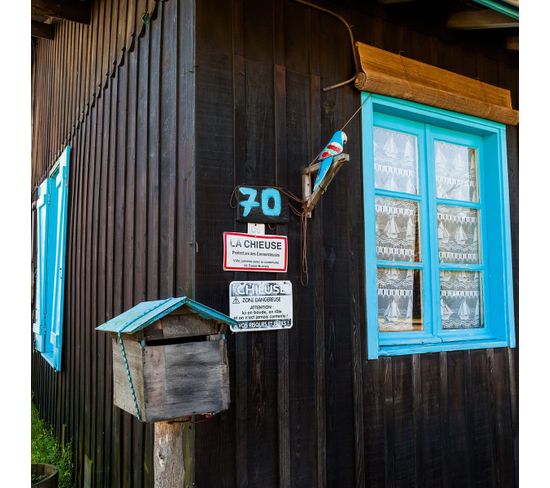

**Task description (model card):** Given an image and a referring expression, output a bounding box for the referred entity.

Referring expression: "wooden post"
[154,421,185,487]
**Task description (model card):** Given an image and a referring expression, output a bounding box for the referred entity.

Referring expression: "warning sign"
[229,280,293,332]
[223,232,288,272]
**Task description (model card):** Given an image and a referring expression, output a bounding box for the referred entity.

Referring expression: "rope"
[300,212,309,285]
[118,332,142,421]
[341,93,371,131]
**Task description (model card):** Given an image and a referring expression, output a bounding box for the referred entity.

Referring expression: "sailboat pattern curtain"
[376,197,420,262]
[437,206,480,264]
[377,268,422,332]
[440,271,482,329]
[374,127,418,194]
[373,126,484,332]
[435,141,478,202]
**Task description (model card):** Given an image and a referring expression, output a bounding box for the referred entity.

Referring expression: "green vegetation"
[31,403,74,488]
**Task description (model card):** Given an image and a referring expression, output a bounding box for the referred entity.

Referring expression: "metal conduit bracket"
[294,0,361,92]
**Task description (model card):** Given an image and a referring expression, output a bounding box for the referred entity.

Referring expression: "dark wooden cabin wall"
[31,0,196,486]
[193,1,518,487]
[31,0,161,187]
[31,0,518,487]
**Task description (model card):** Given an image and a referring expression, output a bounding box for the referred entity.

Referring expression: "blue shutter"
[33,178,49,352]
[50,147,71,371]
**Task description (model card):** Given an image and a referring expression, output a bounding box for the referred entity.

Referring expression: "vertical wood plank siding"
[31,1,195,486]
[193,1,518,488]
[31,0,518,487]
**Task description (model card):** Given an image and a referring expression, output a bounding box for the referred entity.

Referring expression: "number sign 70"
[236,186,289,224]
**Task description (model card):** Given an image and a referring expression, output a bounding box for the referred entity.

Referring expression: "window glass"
[435,140,478,201]
[377,268,423,332]
[440,271,483,329]
[437,206,480,264]
[376,197,421,262]
[363,94,515,358]
[374,127,418,194]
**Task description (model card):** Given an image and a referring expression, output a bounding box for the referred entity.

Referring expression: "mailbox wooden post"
[96,296,237,487]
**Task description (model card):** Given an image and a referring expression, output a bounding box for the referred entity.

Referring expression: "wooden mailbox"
[96,297,237,422]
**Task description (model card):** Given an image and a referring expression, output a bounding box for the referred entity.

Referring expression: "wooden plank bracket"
[302,153,349,217]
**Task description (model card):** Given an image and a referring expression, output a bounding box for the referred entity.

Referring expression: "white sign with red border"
[223,232,288,272]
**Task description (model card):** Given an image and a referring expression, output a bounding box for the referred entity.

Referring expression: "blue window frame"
[361,93,515,359]
[33,146,71,371]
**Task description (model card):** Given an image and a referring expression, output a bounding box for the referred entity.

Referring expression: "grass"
[31,402,74,487]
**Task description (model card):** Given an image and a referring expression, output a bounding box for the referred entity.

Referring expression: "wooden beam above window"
[354,42,519,125]
[448,9,519,30]
[31,21,55,40]
[31,0,91,25]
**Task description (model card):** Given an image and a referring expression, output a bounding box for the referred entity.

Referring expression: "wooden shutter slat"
[34,178,50,353]
[50,146,71,371]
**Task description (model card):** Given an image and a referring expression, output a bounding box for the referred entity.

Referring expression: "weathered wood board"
[144,340,230,422]
[112,336,145,419]
[355,42,519,125]
[112,334,230,423]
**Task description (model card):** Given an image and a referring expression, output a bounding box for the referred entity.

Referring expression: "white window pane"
[376,197,421,262]
[438,206,480,264]
[374,127,418,194]
[378,268,423,332]
[435,141,478,202]
[440,271,483,329]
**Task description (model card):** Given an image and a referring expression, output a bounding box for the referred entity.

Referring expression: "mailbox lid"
[96,296,237,334]
[96,297,185,334]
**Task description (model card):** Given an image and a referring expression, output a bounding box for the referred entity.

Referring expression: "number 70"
[239,187,282,217]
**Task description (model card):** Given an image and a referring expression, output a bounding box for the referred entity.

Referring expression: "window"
[361,94,515,359]
[33,146,71,371]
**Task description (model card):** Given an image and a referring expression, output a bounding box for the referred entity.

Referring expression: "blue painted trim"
[378,339,511,357]
[51,146,70,371]
[184,298,239,327]
[424,124,442,342]
[121,298,186,334]
[439,263,484,272]
[379,331,439,345]
[361,93,380,360]
[471,0,519,20]
[362,93,516,359]
[34,146,71,372]
[438,329,493,341]
[375,189,422,202]
[377,261,423,269]
[497,126,517,347]
[435,198,481,209]
[33,178,50,353]
[370,93,504,134]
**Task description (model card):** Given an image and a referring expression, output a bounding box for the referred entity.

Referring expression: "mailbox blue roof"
[95,296,237,334]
